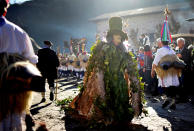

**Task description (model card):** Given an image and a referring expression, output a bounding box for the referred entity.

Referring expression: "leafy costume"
[69,17,143,124]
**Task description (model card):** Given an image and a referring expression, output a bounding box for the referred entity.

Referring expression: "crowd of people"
[57,51,90,81]
[136,37,194,109]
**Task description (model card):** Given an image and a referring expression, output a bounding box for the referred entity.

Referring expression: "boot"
[41,92,46,103]
[49,87,55,101]
[162,100,170,109]
[169,98,176,110]
[169,104,176,110]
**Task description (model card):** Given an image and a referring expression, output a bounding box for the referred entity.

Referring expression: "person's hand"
[143,68,145,72]
[177,54,182,58]
[151,69,155,78]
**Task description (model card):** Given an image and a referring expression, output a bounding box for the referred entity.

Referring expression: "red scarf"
[144,51,152,58]
[2,0,9,16]
[3,11,7,16]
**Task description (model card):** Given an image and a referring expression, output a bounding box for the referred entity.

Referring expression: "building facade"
[90,3,194,50]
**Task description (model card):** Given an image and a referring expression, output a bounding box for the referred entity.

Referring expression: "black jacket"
[180,46,192,70]
[37,48,59,79]
[144,55,153,70]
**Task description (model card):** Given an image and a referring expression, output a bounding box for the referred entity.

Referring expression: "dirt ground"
[30,77,194,131]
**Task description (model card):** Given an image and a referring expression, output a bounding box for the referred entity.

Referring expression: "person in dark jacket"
[177,38,192,102]
[143,45,154,94]
[37,41,59,102]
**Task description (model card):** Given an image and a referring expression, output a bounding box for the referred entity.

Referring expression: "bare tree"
[64,41,69,48]
[169,15,181,34]
[190,0,194,11]
[155,23,162,39]
[155,14,181,38]
[129,28,139,50]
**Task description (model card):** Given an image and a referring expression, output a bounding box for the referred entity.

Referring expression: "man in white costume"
[0,0,39,130]
[79,51,90,78]
[151,40,181,110]
[0,0,38,64]
[151,7,185,110]
[67,53,76,80]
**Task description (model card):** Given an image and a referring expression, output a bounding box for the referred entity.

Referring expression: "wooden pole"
[55,78,58,101]
[55,45,60,101]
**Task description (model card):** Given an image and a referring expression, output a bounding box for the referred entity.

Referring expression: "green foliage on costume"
[85,40,144,121]
[56,97,73,106]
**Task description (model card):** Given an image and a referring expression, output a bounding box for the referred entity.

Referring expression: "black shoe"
[25,114,35,130]
[169,104,176,110]
[162,101,170,109]
[50,92,54,101]
[40,98,46,103]
[77,76,80,81]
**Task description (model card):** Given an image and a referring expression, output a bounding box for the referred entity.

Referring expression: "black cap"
[44,41,53,46]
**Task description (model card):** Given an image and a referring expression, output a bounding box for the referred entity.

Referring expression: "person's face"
[177,40,184,49]
[113,35,122,46]
[139,49,143,54]
[152,48,156,53]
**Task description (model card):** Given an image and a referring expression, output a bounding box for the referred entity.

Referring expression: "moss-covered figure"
[69,17,144,124]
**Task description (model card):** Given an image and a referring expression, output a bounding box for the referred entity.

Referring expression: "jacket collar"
[0,16,6,27]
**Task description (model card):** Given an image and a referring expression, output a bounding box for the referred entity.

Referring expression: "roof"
[90,3,191,22]
[171,33,194,39]
[186,18,194,22]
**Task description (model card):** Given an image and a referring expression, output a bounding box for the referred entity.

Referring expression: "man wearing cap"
[0,0,38,64]
[37,41,59,102]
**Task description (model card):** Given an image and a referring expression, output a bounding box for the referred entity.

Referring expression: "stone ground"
[31,77,194,131]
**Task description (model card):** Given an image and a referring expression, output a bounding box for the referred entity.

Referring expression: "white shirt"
[0,112,26,131]
[68,65,74,71]
[143,35,150,46]
[0,16,38,64]
[58,65,67,71]
[153,46,179,87]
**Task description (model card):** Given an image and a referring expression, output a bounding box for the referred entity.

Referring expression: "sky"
[7,0,190,52]
[10,0,30,4]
